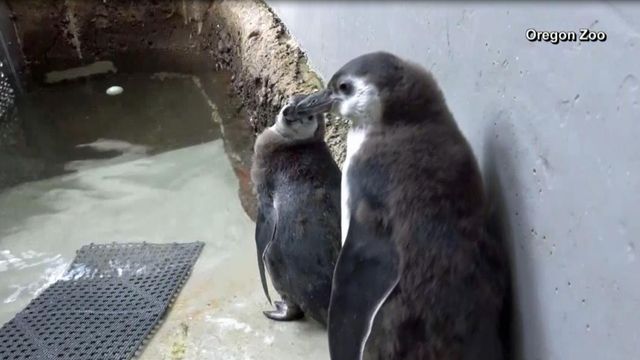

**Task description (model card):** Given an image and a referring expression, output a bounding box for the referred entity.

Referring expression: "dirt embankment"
[211,1,346,163]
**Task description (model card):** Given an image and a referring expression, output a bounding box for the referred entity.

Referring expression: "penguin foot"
[263,300,304,321]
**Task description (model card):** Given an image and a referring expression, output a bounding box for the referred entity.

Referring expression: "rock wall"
[211,0,347,163]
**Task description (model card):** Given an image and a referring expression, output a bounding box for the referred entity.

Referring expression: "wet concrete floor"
[0,72,329,359]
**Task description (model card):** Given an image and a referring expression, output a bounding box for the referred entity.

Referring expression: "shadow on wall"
[483,119,546,360]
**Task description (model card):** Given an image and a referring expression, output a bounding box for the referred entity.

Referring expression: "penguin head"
[272,95,325,141]
[296,52,449,127]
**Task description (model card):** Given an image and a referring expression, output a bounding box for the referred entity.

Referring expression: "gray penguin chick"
[297,52,509,359]
[251,95,342,325]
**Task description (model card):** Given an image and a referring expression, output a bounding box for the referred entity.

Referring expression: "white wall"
[268,2,640,359]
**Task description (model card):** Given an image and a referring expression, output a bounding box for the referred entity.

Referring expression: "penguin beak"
[295,89,335,116]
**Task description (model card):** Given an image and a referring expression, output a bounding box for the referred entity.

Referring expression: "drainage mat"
[0,242,204,360]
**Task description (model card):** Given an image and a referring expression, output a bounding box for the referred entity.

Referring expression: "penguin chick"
[251,95,342,326]
[297,52,509,359]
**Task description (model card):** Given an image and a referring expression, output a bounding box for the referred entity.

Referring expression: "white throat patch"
[341,128,367,245]
[338,77,382,127]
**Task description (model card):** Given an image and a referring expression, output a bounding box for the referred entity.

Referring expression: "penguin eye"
[338,82,353,96]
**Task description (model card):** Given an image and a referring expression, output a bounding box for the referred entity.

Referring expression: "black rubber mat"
[0,242,204,360]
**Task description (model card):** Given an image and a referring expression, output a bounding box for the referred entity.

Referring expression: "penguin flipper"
[328,215,400,360]
[255,203,277,304]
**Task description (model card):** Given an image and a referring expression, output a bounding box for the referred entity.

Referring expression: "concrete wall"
[268,1,640,359]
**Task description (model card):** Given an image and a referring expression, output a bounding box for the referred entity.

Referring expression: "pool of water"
[0,72,328,359]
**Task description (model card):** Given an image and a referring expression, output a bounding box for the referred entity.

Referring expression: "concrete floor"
[0,73,329,359]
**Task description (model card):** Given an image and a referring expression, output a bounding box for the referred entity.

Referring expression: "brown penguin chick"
[250,96,341,326]
[297,52,509,359]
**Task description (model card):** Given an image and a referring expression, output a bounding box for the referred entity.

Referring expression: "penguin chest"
[341,128,367,245]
